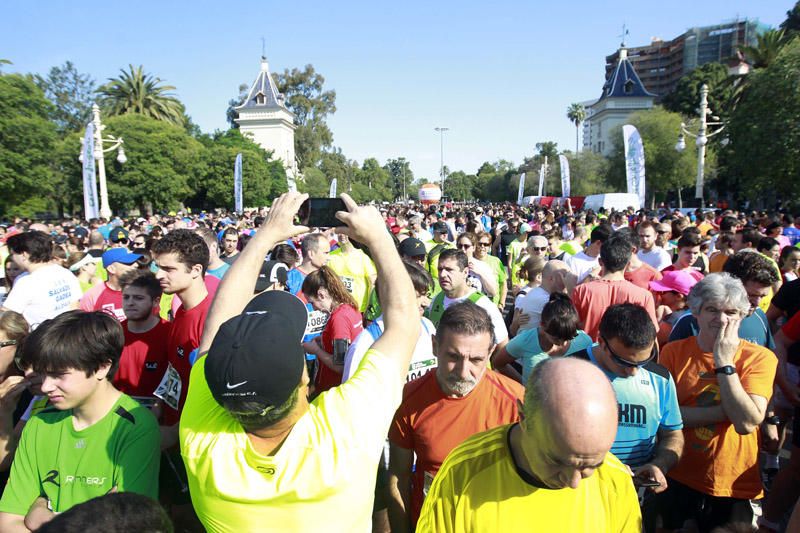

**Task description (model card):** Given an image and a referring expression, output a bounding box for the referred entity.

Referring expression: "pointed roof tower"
[599,48,656,100]
[235,55,291,111]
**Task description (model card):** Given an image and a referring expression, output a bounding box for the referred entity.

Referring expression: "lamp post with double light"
[79,103,126,219]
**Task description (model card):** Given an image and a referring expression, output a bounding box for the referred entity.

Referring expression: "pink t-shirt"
[572,278,657,341]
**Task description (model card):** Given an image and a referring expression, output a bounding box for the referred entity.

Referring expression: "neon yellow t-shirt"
[180,349,404,533]
[327,247,377,313]
[418,424,642,533]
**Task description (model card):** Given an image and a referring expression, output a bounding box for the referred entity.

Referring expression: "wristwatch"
[714,365,736,375]
[765,415,781,426]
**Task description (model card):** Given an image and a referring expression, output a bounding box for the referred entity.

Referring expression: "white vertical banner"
[559,155,571,198]
[516,173,526,204]
[622,125,646,207]
[234,153,243,214]
[82,122,100,220]
[329,178,337,198]
[537,164,545,196]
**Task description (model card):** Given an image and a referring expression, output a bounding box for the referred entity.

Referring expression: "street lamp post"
[674,84,724,207]
[79,103,126,219]
[434,127,449,193]
[398,156,407,201]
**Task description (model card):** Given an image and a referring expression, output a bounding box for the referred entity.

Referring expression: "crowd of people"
[0,195,797,532]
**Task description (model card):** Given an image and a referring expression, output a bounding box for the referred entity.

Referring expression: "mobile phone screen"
[299,198,346,228]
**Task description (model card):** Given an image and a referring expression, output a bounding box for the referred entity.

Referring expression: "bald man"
[418,358,641,532]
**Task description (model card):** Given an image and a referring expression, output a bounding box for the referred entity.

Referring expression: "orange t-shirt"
[660,337,777,499]
[388,370,523,526]
[625,262,662,290]
[571,279,657,341]
[708,253,729,273]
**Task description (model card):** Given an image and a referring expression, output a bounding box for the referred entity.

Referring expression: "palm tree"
[566,103,587,153]
[97,65,184,125]
[0,59,11,73]
[739,29,788,69]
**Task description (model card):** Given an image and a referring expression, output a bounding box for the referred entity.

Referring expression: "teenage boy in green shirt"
[0,310,160,532]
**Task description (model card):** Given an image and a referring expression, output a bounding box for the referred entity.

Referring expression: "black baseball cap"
[398,237,426,258]
[254,260,289,293]
[432,222,449,234]
[110,228,129,243]
[204,290,308,411]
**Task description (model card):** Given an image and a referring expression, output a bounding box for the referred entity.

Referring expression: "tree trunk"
[575,124,580,153]
[677,187,683,208]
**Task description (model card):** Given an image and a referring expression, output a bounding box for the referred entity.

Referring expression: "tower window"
[624,80,634,94]
[256,93,265,105]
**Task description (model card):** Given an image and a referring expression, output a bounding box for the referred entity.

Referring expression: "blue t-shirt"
[574,346,683,467]
[206,262,230,280]
[505,328,593,384]
[286,268,306,297]
[668,308,774,350]
[783,226,800,247]
[286,268,326,360]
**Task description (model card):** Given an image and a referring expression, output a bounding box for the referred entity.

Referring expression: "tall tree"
[661,63,733,119]
[566,103,587,153]
[725,38,800,201]
[273,65,336,169]
[782,1,800,34]
[97,65,185,126]
[739,29,789,69]
[384,157,414,200]
[0,73,60,216]
[34,61,96,134]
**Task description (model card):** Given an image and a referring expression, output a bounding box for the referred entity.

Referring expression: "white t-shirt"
[436,292,509,343]
[515,286,550,332]
[565,251,599,283]
[342,315,437,383]
[4,264,81,328]
[637,247,672,271]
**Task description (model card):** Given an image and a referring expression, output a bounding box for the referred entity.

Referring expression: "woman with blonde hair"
[302,266,364,396]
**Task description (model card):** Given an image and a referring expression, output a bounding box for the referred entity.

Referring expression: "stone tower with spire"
[235,55,298,182]
[584,45,655,156]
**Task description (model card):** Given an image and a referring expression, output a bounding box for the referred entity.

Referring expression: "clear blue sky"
[1,0,789,182]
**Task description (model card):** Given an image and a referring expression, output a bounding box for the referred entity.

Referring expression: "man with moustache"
[387,302,523,532]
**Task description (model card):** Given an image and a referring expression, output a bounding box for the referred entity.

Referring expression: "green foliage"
[383,157,414,200]
[565,151,611,196]
[566,103,587,153]
[782,1,800,34]
[298,166,331,197]
[274,65,336,169]
[725,38,800,199]
[444,170,478,201]
[606,107,699,205]
[356,158,392,201]
[739,29,790,69]
[661,63,733,119]
[34,61,96,134]
[190,129,287,210]
[98,65,185,126]
[0,74,59,216]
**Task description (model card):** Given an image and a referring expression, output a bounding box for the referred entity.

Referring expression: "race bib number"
[340,276,354,293]
[406,358,437,383]
[154,363,182,411]
[305,310,329,336]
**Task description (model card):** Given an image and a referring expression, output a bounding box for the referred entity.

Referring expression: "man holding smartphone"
[571,304,683,533]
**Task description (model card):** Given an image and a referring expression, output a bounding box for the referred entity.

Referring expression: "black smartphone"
[333,338,350,366]
[634,478,661,488]
[298,198,346,228]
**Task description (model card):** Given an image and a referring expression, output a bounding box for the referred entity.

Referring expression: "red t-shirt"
[389,370,523,526]
[115,319,171,398]
[571,278,657,341]
[80,282,126,322]
[315,304,363,394]
[162,294,212,426]
[624,263,662,290]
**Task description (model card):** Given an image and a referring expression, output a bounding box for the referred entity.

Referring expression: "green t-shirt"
[0,393,160,515]
[482,254,507,305]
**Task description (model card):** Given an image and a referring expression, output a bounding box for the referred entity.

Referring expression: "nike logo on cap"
[226,381,248,389]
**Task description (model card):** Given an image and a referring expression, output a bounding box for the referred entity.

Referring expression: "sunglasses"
[531,247,548,252]
[458,243,473,249]
[601,336,657,368]
[478,242,491,246]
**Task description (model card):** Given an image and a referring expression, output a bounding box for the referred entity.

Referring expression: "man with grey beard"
[386,302,523,532]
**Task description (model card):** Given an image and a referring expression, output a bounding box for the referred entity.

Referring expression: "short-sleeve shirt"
[624,263,662,291]
[565,251,599,283]
[315,304,364,394]
[433,293,508,343]
[505,328,593,384]
[327,248,377,313]
[181,349,405,532]
[573,346,683,467]
[571,279,657,341]
[660,337,777,498]
[481,254,507,305]
[661,264,704,282]
[115,319,172,398]
[668,309,774,350]
[771,278,800,320]
[388,371,523,526]
[515,287,550,333]
[80,282,125,321]
[417,424,642,533]
[4,264,81,328]
[0,394,159,515]
[159,294,212,426]
[637,248,672,271]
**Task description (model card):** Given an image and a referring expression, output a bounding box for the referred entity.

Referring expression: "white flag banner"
[622,125,646,207]
[82,123,100,220]
[234,153,243,214]
[559,155,571,198]
[516,173,526,204]
[537,164,545,196]
[329,178,337,198]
